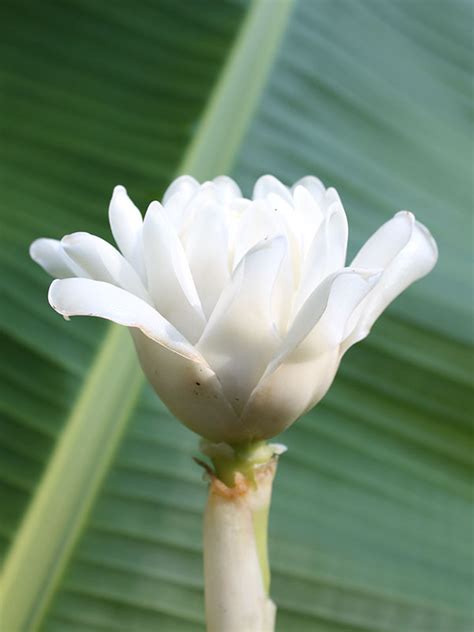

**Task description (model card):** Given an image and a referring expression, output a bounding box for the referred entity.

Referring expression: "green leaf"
[1,1,472,631]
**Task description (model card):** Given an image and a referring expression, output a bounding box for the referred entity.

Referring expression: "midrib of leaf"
[0,329,143,630]
[179,0,295,178]
[0,1,295,629]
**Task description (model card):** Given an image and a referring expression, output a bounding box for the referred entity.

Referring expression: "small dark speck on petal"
[195,381,201,386]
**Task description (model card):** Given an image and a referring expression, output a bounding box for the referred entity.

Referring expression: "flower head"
[30,175,437,443]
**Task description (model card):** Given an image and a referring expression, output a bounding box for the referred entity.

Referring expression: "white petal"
[49,277,243,442]
[108,186,145,279]
[344,212,438,350]
[61,232,150,302]
[270,244,294,336]
[162,175,199,205]
[232,199,286,267]
[131,331,244,444]
[183,202,230,319]
[239,269,380,440]
[162,191,190,232]
[294,199,348,311]
[240,349,341,441]
[351,210,414,269]
[196,236,287,413]
[173,182,222,237]
[286,269,381,361]
[212,175,242,201]
[266,192,298,242]
[322,187,343,210]
[143,201,205,341]
[30,238,82,278]
[162,177,204,233]
[291,175,326,203]
[253,175,292,203]
[48,278,194,356]
[292,185,324,254]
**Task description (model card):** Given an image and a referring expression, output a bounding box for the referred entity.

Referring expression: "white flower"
[30,175,437,444]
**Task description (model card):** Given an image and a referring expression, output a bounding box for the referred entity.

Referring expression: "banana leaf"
[1,0,472,630]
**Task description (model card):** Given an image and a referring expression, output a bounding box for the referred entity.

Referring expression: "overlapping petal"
[212,175,242,202]
[48,278,193,355]
[162,175,200,206]
[232,200,278,266]
[108,185,145,280]
[49,277,242,442]
[30,238,82,278]
[143,201,206,342]
[240,269,379,438]
[343,211,438,350]
[291,185,324,254]
[253,175,292,203]
[183,202,231,319]
[294,197,348,311]
[196,235,287,414]
[291,175,325,202]
[61,232,150,301]
[240,349,341,440]
[131,330,242,443]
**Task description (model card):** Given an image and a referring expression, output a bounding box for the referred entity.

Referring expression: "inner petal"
[183,202,231,319]
[196,235,287,414]
[232,198,288,268]
[293,200,348,314]
[143,201,205,342]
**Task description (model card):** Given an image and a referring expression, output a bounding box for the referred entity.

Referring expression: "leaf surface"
[0,1,472,631]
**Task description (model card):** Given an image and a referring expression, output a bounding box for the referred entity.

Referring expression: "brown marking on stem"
[211,471,249,499]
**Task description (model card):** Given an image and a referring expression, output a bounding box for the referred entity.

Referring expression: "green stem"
[201,441,285,632]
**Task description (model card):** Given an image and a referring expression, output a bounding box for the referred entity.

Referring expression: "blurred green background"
[1,0,473,630]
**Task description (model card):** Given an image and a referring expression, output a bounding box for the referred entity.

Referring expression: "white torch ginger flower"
[30,175,437,444]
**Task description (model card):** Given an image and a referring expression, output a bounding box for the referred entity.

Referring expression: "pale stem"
[201,441,284,632]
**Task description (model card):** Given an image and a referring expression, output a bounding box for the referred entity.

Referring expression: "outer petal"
[196,236,287,414]
[131,331,243,443]
[239,350,341,441]
[30,238,83,278]
[343,211,438,350]
[285,269,381,361]
[108,185,145,279]
[143,201,206,342]
[61,232,150,302]
[49,278,195,355]
[240,269,380,440]
[352,210,414,268]
[49,277,242,442]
